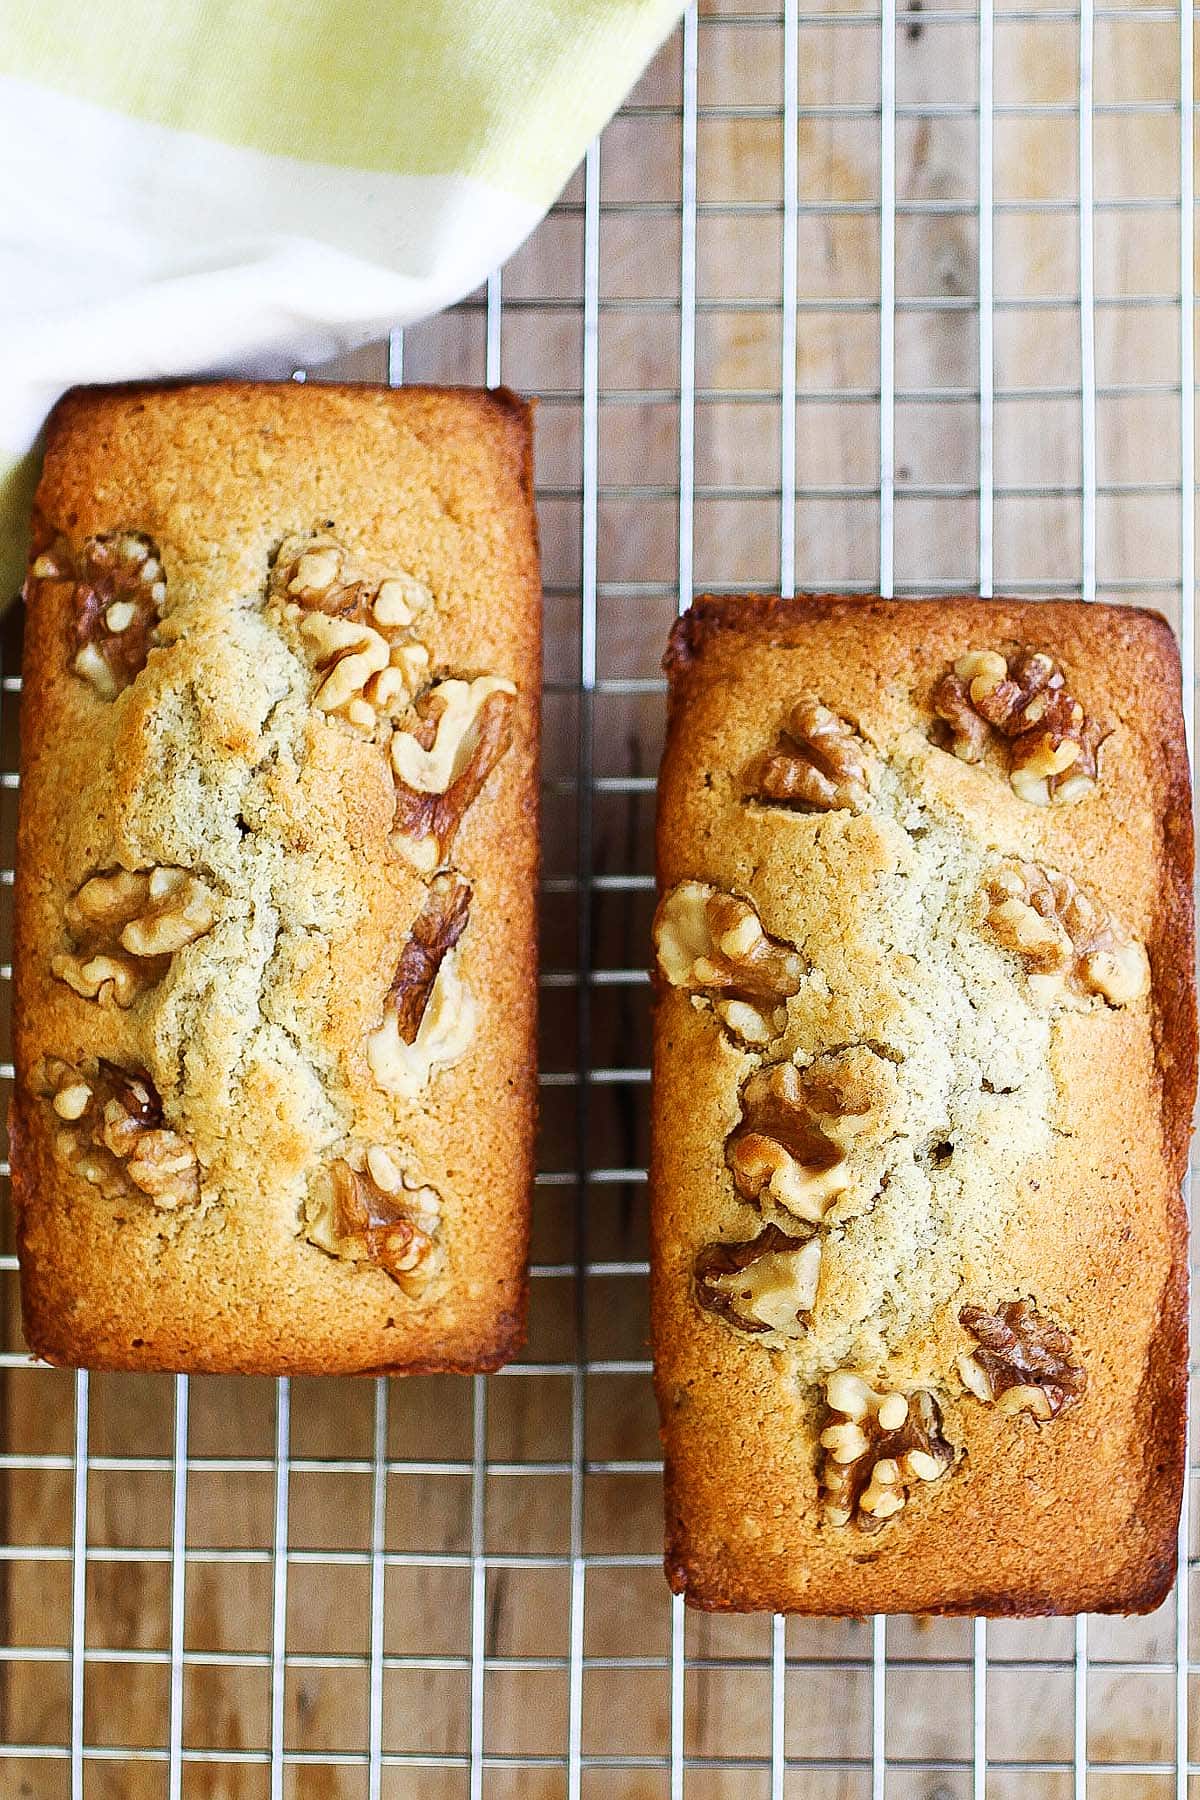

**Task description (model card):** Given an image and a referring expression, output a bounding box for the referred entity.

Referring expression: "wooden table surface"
[0,3,1193,1795]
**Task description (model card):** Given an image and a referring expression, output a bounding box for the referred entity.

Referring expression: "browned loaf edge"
[13,380,541,1376]
[652,593,1195,1616]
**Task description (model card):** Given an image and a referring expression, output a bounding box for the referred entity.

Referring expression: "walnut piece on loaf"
[747,693,875,812]
[818,1372,955,1531]
[981,858,1149,1007]
[694,1224,822,1335]
[304,1146,443,1295]
[45,1058,200,1211]
[27,523,165,700]
[724,1046,901,1225]
[958,1300,1086,1419]
[390,677,517,872]
[368,873,478,1097]
[51,866,216,1007]
[387,871,472,1043]
[932,646,1105,804]
[653,880,805,1046]
[268,532,432,733]
[725,1060,850,1224]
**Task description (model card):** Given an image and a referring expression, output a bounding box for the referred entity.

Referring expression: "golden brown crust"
[13,380,541,1375]
[652,593,1194,1615]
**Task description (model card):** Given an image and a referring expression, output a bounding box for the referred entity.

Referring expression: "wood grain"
[1,3,1192,1794]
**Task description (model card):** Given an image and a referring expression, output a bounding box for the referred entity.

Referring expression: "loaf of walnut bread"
[651,595,1195,1615]
[12,381,540,1374]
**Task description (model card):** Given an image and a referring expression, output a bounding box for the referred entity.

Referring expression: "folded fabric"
[0,0,683,594]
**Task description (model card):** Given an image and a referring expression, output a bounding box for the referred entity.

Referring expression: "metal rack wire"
[0,2,1194,1793]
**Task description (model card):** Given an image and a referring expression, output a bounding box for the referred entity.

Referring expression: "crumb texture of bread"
[13,381,541,1375]
[652,595,1195,1615]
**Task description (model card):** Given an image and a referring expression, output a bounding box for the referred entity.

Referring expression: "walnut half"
[269,533,432,734]
[726,1061,849,1224]
[28,527,165,700]
[819,1372,955,1531]
[51,866,217,1007]
[304,1146,442,1295]
[652,881,805,1047]
[725,1045,901,1223]
[981,858,1149,1007]
[747,694,874,813]
[45,1059,200,1210]
[390,677,517,873]
[367,873,477,1098]
[958,1300,1086,1420]
[694,1224,821,1336]
[932,647,1104,806]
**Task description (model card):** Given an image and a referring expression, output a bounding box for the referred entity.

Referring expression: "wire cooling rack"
[0,2,1195,1794]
